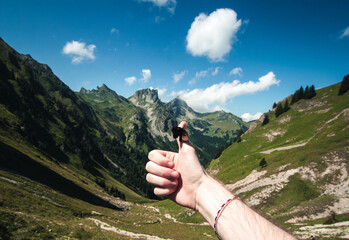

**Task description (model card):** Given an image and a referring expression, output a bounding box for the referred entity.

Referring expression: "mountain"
[208,81,349,239]
[0,37,152,201]
[79,86,249,166]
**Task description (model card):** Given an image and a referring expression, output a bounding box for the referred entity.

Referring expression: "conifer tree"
[283,99,290,112]
[272,102,277,109]
[291,93,296,105]
[304,85,309,97]
[261,114,269,126]
[259,158,267,168]
[275,103,283,117]
[338,74,349,95]
[298,86,304,100]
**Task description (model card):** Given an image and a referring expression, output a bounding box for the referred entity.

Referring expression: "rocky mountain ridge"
[79,85,249,166]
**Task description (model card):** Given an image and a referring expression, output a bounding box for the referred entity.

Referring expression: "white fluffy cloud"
[186,8,242,62]
[62,40,96,64]
[173,71,187,83]
[125,76,137,85]
[175,71,280,112]
[241,112,263,122]
[141,69,152,82]
[125,69,152,85]
[157,88,167,99]
[140,0,176,13]
[229,67,243,76]
[339,26,349,39]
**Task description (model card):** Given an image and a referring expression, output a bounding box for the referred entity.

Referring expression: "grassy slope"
[209,83,347,183]
[207,82,349,238]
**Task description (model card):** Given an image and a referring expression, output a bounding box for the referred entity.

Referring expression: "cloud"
[157,88,167,99]
[229,67,243,76]
[174,71,280,112]
[173,71,187,83]
[62,40,96,64]
[141,69,151,82]
[186,8,242,62]
[196,69,209,78]
[188,67,222,85]
[110,28,119,34]
[125,69,152,85]
[212,67,222,76]
[241,112,263,122]
[125,76,137,85]
[339,26,349,39]
[140,0,176,13]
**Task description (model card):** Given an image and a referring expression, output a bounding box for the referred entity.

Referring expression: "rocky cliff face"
[129,89,177,137]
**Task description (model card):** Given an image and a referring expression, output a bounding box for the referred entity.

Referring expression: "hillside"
[0,37,152,201]
[208,82,349,239]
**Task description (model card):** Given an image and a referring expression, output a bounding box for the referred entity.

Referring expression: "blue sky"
[1,0,348,121]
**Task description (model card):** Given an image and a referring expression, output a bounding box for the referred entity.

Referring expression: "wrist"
[195,174,234,226]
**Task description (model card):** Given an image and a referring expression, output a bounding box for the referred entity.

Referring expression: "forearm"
[196,175,297,240]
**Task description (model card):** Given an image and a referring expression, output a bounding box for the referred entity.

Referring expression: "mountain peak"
[167,97,197,119]
[129,88,160,106]
[80,84,116,94]
[96,84,114,93]
[78,84,128,104]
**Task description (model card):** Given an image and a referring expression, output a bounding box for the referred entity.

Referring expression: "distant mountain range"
[79,85,249,166]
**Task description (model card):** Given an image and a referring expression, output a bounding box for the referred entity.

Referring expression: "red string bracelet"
[214,196,241,240]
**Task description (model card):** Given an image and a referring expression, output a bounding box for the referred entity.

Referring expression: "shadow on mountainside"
[0,141,121,211]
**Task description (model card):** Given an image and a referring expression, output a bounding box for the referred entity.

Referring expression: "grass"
[206,83,349,239]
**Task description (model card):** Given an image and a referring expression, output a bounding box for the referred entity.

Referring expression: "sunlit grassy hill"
[208,82,349,239]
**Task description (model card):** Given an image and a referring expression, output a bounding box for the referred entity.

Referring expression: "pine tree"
[259,158,267,168]
[275,103,283,117]
[272,102,277,109]
[283,99,290,112]
[338,74,349,95]
[304,85,316,99]
[304,85,309,98]
[291,93,296,105]
[299,86,304,99]
[261,114,269,126]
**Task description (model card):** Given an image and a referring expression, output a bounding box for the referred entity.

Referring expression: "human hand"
[146,121,207,210]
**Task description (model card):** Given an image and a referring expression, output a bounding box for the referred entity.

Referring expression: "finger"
[154,187,177,197]
[145,161,179,179]
[146,173,178,188]
[148,150,176,168]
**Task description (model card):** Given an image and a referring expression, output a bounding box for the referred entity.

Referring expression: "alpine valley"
[0,36,348,240]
